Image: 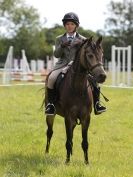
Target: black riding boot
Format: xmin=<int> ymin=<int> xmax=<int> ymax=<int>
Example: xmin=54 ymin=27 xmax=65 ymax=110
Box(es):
xmin=45 ymin=88 xmax=56 ymax=115
xmin=93 ymin=86 xmax=106 ymax=115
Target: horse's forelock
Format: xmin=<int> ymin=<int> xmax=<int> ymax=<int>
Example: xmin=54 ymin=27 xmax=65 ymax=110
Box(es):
xmin=86 ymin=39 xmax=102 ymax=52
xmin=81 ymin=38 xmax=95 ymax=51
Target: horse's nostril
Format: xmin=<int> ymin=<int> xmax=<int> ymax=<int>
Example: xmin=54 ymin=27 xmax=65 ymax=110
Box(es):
xmin=99 ymin=74 xmax=106 ymax=82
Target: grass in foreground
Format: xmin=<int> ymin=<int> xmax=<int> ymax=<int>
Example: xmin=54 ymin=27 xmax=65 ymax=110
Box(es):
xmin=0 ymin=85 xmax=133 ymax=177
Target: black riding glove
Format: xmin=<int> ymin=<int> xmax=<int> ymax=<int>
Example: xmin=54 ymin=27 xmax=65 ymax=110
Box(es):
xmin=72 ymin=39 xmax=82 ymax=47
xmin=61 ymin=41 xmax=71 ymax=48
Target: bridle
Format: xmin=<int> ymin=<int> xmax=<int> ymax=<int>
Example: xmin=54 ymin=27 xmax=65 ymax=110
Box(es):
xmin=83 ymin=42 xmax=104 ymax=73
xmin=72 ymin=38 xmax=103 ymax=75
xmin=89 ymin=62 xmax=103 ymax=72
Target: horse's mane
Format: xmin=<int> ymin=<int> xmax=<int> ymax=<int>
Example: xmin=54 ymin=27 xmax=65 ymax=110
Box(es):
xmin=72 ymin=37 xmax=94 ymax=64
xmin=71 ymin=38 xmax=90 ymax=72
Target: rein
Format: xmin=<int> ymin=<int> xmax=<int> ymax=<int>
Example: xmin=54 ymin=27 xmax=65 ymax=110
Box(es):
xmin=71 ymin=38 xmax=109 ymax=102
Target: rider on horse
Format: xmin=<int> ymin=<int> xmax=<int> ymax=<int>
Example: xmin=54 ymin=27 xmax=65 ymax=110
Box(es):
xmin=45 ymin=12 xmax=106 ymax=116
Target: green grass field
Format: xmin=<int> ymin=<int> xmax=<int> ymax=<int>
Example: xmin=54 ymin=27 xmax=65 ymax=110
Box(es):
xmin=0 ymin=85 xmax=133 ymax=177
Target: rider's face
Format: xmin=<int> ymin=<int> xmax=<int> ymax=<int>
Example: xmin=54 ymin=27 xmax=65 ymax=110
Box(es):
xmin=64 ymin=21 xmax=77 ymax=33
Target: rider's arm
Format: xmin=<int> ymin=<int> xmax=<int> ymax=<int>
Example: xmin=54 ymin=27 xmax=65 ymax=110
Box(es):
xmin=54 ymin=37 xmax=64 ymax=58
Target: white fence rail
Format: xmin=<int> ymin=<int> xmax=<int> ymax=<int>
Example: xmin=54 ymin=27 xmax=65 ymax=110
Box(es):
xmin=111 ymin=45 xmax=132 ymax=87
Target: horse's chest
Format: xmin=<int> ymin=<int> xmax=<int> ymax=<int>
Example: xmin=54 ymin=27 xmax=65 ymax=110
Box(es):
xmin=66 ymin=94 xmax=90 ymax=109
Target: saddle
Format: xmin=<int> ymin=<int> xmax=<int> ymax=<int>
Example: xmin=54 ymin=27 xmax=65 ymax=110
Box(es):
xmin=54 ymin=72 xmax=66 ymax=102
xmin=55 ymin=72 xmax=65 ymax=89
xmin=46 ymin=62 xmax=73 ymax=103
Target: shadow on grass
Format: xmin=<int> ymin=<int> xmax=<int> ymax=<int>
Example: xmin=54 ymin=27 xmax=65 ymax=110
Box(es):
xmin=0 ymin=152 xmax=61 ymax=176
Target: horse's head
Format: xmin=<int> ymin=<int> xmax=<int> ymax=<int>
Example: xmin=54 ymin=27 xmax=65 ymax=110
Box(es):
xmin=80 ymin=36 xmax=106 ymax=83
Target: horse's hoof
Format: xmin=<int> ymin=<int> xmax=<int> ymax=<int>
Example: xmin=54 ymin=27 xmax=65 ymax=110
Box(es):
xmin=45 ymin=149 xmax=49 ymax=154
xmin=65 ymin=159 xmax=70 ymax=165
xmin=84 ymin=160 xmax=89 ymax=165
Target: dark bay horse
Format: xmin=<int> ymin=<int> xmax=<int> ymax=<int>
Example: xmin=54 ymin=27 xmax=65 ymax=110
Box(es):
xmin=44 ymin=36 xmax=106 ymax=164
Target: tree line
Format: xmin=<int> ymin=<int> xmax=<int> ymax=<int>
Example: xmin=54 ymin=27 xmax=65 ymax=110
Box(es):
xmin=0 ymin=0 xmax=133 ymax=65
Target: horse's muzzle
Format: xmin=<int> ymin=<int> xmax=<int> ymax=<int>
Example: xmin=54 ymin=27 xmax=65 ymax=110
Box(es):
xmin=97 ymin=73 xmax=106 ymax=83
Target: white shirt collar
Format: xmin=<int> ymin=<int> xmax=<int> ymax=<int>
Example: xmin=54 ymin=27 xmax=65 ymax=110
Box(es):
xmin=66 ymin=32 xmax=76 ymax=39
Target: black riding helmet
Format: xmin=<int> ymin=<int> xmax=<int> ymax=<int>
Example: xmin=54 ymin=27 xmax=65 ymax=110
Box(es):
xmin=62 ymin=12 xmax=80 ymax=26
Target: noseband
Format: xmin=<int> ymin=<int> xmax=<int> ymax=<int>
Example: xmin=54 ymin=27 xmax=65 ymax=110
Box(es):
xmin=89 ymin=62 xmax=103 ymax=71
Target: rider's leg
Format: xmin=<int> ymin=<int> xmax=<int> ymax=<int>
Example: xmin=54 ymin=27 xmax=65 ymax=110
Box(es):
xmin=92 ymin=84 xmax=106 ymax=115
xmin=45 ymin=68 xmax=63 ymax=115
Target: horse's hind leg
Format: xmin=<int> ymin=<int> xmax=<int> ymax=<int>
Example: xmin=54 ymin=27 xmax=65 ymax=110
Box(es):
xmin=65 ymin=118 xmax=76 ymax=164
xmin=45 ymin=115 xmax=55 ymax=153
xmin=81 ymin=117 xmax=90 ymax=164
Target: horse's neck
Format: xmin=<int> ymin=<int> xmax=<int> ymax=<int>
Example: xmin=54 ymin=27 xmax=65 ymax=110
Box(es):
xmin=69 ymin=58 xmax=87 ymax=92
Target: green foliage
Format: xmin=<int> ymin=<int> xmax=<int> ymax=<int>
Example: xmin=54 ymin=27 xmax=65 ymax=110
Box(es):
xmin=0 ymin=0 xmax=51 ymax=61
xmin=0 ymin=37 xmax=13 ymax=63
xmin=105 ymin=0 xmax=133 ymax=46
xmin=78 ymin=27 xmax=97 ymax=38
xmin=0 ymin=0 xmax=21 ymax=14
xmin=0 ymin=85 xmax=133 ymax=176
xmin=102 ymin=36 xmax=116 ymax=61
xmin=12 ymin=28 xmax=52 ymax=60
xmin=1 ymin=0 xmax=133 ymax=64
xmin=0 ymin=0 xmax=40 ymax=38
xmin=12 ymin=6 xmax=40 ymax=31
xmin=103 ymin=0 xmax=133 ymax=61
xmin=44 ymin=25 xmax=65 ymax=45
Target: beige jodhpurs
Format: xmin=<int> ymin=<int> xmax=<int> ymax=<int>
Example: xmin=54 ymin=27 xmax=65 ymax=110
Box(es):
xmin=47 ymin=61 xmax=73 ymax=89
xmin=47 ymin=68 xmax=63 ymax=89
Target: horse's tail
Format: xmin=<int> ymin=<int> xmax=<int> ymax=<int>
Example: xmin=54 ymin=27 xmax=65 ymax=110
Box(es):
xmin=39 ymin=86 xmax=46 ymax=111
xmin=40 ymin=97 xmax=45 ymax=111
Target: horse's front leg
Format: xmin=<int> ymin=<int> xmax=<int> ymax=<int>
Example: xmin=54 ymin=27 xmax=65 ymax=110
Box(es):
xmin=45 ymin=115 xmax=55 ymax=153
xmin=65 ymin=117 xmax=76 ymax=164
xmin=81 ymin=116 xmax=90 ymax=164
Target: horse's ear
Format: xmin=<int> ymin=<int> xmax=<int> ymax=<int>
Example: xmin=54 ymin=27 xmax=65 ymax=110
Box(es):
xmin=82 ymin=37 xmax=93 ymax=48
xmin=83 ymin=39 xmax=88 ymax=44
xmin=96 ymin=36 xmax=102 ymax=46
xmin=87 ymin=36 xmax=93 ymax=44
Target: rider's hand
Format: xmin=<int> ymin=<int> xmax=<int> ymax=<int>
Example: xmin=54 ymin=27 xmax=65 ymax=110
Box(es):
xmin=72 ymin=39 xmax=82 ymax=47
xmin=61 ymin=41 xmax=71 ymax=48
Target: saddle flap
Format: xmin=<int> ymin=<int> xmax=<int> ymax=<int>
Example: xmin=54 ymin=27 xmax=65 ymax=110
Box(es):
xmin=54 ymin=72 xmax=65 ymax=91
